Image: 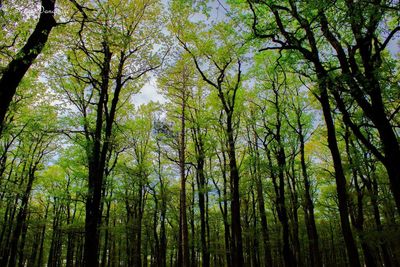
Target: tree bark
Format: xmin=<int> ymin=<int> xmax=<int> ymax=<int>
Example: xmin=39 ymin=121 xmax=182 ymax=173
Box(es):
xmin=83 ymin=41 xmax=112 ymax=267
xmin=226 ymin=114 xmax=244 ymax=267
xmin=178 ymin=86 xmax=189 ymax=267
xmin=192 ymin=122 xmax=210 ymax=267
xmin=8 ymin=168 xmax=37 ymax=267
xmin=298 ymin=119 xmax=321 ymax=267
xmin=316 ymin=75 xmax=361 ymax=267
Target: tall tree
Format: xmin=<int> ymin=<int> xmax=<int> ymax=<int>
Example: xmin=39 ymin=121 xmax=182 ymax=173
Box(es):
xmin=52 ymin=1 xmax=162 ymax=265
xmin=241 ymin=0 xmax=400 ymax=214
xmin=159 ymin=56 xmax=194 ymax=267
xmin=178 ymin=35 xmax=245 ymax=267
xmin=0 ymin=0 xmax=56 ymax=131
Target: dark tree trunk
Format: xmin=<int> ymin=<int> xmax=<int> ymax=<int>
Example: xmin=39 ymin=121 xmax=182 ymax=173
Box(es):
xmin=344 ymin=129 xmax=376 ymax=267
xmin=251 ymin=190 xmax=260 ymax=267
xmin=266 ymin=145 xmax=295 ymax=267
xmin=192 ymin=123 xmax=210 ymax=267
xmin=37 ymin=204 xmax=49 ymax=267
xmin=48 ymin=201 xmax=64 ymax=267
xmin=83 ymin=41 xmax=112 ymax=267
xmin=158 ymin=141 xmax=167 ymax=267
xmin=277 ymin=148 xmax=296 ymax=267
xmin=133 ymin=182 xmax=144 ymax=267
xmin=287 ymin=160 xmax=302 ymax=266
xmin=66 ymin=232 xmax=75 ymax=267
xmin=226 ymin=114 xmax=244 ymax=267
xmin=190 ymin=182 xmax=196 ymax=267
xmin=252 ymin=133 xmax=273 ymax=267
xmin=101 ymin=199 xmax=111 ymax=267
xmin=27 ymin=231 xmax=40 ymax=267
xmin=316 ymin=75 xmax=361 ymax=267
xmin=197 ymin=163 xmax=210 ymax=267
xmin=8 ymin=168 xmax=37 ymax=267
xmin=17 ymin=212 xmax=29 ymax=267
xmin=178 ymin=87 xmax=189 ymax=267
xmin=214 ymin=149 xmax=232 ymax=267
xmin=263 ymin=81 xmax=297 ymax=267
xmin=298 ymin=121 xmax=321 ymax=267
xmin=182 ymin=43 xmax=243 ymax=267
xmin=368 ymin=172 xmax=394 ymax=267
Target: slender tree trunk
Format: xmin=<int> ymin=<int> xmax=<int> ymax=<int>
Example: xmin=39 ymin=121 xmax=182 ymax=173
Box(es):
xmin=277 ymin=148 xmax=296 ymax=267
xmin=101 ymin=199 xmax=111 ymax=267
xmin=17 ymin=212 xmax=29 ymax=267
xmin=27 ymin=231 xmax=40 ymax=267
xmin=66 ymin=232 xmax=75 ymax=267
xmin=253 ymin=139 xmax=273 ymax=267
xmin=194 ymin=135 xmax=210 ymax=267
xmin=287 ymin=161 xmax=302 ymax=266
xmin=160 ymin=173 xmax=167 ymax=266
xmin=368 ymin=173 xmax=394 ymax=267
xmin=226 ymin=114 xmax=244 ymax=267
xmin=298 ymin=124 xmax=321 ymax=267
xmin=217 ymin=151 xmax=232 ymax=267
xmin=316 ymin=75 xmax=361 ymax=267
xmin=37 ymin=204 xmax=49 ymax=267
xmin=8 ymin=169 xmax=36 ymax=267
xmin=264 ymin=85 xmax=297 ymax=267
xmin=83 ymin=41 xmax=112 ymax=267
xmin=48 ymin=201 xmax=64 ymax=267
xmin=190 ymin=181 xmax=196 ymax=267
xmin=205 ymin=186 xmax=211 ymax=267
xmin=344 ymin=129 xmax=376 ymax=267
xmin=178 ymin=88 xmax=189 ymax=267
xmin=251 ymin=190 xmax=260 ymax=267
xmin=154 ymin=141 xmax=167 ymax=267
xmin=133 ymin=180 xmax=144 ymax=267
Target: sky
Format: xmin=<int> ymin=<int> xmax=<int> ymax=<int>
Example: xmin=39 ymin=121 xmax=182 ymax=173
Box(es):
xmin=131 ymin=0 xmax=229 ymax=107
xmin=133 ymin=0 xmax=399 ymax=107
xmin=132 ymin=76 xmax=165 ymax=106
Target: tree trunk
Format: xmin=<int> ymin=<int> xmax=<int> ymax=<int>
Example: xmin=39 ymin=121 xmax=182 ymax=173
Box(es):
xmin=37 ymin=204 xmax=49 ymax=267
xmin=253 ymin=139 xmax=273 ymax=267
xmin=193 ymin=129 xmax=210 ymax=267
xmin=226 ymin=114 xmax=244 ymax=267
xmin=316 ymin=75 xmax=361 ymax=267
xmin=8 ymin=169 xmax=36 ymax=267
xmin=83 ymin=41 xmax=112 ymax=267
xmin=178 ymin=88 xmax=189 ymax=267
xmin=190 ymin=181 xmax=196 ymax=267
xmin=298 ymin=122 xmax=321 ymax=267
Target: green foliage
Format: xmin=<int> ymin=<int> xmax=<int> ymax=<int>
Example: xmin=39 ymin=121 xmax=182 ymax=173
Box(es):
xmin=0 ymin=1 xmax=399 ymax=266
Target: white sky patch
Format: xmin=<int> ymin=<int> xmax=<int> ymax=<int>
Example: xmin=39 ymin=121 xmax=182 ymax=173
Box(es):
xmin=133 ymin=76 xmax=165 ymax=106
xmin=388 ymin=37 xmax=400 ymax=58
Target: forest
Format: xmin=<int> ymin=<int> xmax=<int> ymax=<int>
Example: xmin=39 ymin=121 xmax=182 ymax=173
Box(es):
xmin=0 ymin=0 xmax=399 ymax=266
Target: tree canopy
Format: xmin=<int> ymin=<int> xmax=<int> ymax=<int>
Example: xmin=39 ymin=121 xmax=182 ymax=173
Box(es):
xmin=0 ymin=0 xmax=399 ymax=266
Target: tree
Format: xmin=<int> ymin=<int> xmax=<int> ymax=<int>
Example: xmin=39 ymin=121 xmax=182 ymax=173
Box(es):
xmin=159 ymin=55 xmax=194 ymax=267
xmin=177 ymin=29 xmax=246 ymax=267
xmin=0 ymin=1 xmax=399 ymax=266
xmin=241 ymin=0 xmax=400 ymax=215
xmin=230 ymin=1 xmax=400 ymax=265
xmin=52 ymin=1 xmax=162 ymax=265
xmin=0 ymin=0 xmax=56 ymax=132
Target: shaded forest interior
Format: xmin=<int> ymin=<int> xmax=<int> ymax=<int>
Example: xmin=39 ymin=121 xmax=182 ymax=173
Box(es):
xmin=0 ymin=0 xmax=400 ymax=266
